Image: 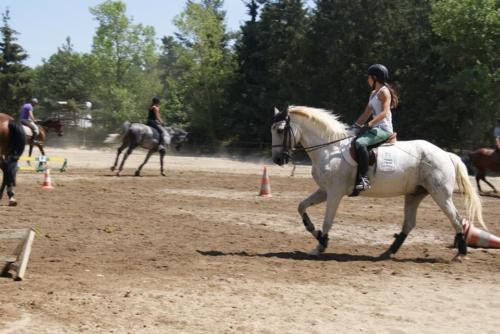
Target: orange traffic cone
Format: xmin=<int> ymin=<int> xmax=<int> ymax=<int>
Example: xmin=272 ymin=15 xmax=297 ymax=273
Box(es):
xmin=258 ymin=166 xmax=271 ymax=197
xmin=41 ymin=164 xmax=54 ymax=189
xmin=462 ymin=219 xmax=500 ymax=248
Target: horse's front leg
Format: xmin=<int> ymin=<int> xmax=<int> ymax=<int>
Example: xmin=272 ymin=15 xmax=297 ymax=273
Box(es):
xmin=6 ymin=185 xmax=16 ymax=206
xmin=37 ymin=144 xmax=45 ymax=156
xmin=159 ymin=149 xmax=166 ymax=176
xmin=309 ymin=193 xmax=343 ymax=256
xmin=135 ymin=150 xmax=154 ymax=176
xmin=298 ymin=188 xmax=327 ymax=239
xmin=0 ymin=175 xmax=5 ymax=201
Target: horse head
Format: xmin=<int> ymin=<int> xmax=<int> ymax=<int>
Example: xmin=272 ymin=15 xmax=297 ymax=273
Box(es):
xmin=40 ymin=118 xmax=64 ymax=136
xmin=169 ymin=127 xmax=189 ymax=151
xmin=271 ymin=106 xmax=295 ymax=166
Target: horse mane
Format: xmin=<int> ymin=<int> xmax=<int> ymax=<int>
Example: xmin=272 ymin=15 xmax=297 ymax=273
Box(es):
xmin=288 ymin=106 xmax=348 ymax=141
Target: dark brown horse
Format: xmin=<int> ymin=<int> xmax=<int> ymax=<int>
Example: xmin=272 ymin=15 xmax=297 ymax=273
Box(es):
xmin=22 ymin=118 xmax=64 ymax=156
xmin=463 ymin=148 xmax=500 ymax=193
xmin=0 ymin=113 xmax=26 ymax=206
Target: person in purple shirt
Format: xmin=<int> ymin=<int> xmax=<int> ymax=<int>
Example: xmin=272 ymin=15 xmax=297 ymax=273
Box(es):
xmin=20 ymin=98 xmax=40 ymax=144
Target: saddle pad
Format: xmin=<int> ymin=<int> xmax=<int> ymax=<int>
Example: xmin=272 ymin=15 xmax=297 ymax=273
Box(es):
xmin=22 ymin=126 xmax=33 ymax=137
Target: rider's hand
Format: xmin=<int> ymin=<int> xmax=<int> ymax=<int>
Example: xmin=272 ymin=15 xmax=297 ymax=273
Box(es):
xmin=351 ymin=123 xmax=371 ymax=136
xmin=351 ymin=123 xmax=362 ymax=135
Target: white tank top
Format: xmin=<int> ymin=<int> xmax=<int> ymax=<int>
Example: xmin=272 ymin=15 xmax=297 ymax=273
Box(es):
xmin=368 ymin=86 xmax=393 ymax=133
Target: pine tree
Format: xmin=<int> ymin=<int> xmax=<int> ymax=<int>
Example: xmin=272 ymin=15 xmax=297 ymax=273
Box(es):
xmin=0 ymin=10 xmax=32 ymax=115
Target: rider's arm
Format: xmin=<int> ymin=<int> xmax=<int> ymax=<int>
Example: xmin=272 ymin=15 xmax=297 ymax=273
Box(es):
xmin=153 ymin=106 xmax=163 ymax=124
xmin=28 ymin=109 xmax=36 ymax=122
xmin=355 ymin=104 xmax=372 ymax=126
xmin=368 ymin=88 xmax=391 ymax=128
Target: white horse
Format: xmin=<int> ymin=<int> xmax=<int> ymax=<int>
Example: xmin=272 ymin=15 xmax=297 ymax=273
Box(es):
xmin=271 ymin=106 xmax=485 ymax=260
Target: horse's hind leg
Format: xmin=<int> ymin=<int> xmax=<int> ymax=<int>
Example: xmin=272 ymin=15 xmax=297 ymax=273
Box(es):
xmin=482 ymin=176 xmax=498 ymax=193
xmin=429 ymin=189 xmax=467 ymax=258
xmin=475 ymin=171 xmax=485 ymax=192
xmin=381 ymin=190 xmax=428 ymax=259
xmin=117 ymin=145 xmax=136 ymax=176
xmin=298 ymin=189 xmax=327 ymax=241
xmin=111 ymin=142 xmax=127 ymax=172
xmin=135 ymin=150 xmax=154 ymax=176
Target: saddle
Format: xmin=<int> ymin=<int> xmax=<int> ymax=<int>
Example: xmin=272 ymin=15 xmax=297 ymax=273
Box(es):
xmin=348 ymin=132 xmax=398 ymax=165
xmin=145 ymin=124 xmax=170 ymax=146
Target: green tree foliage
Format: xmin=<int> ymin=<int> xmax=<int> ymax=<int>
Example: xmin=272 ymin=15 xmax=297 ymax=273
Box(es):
xmin=0 ymin=10 xmax=32 ymax=115
xmin=430 ymin=0 xmax=499 ymax=148
xmin=2 ymin=1 xmax=497 ymax=151
xmin=163 ymin=0 xmax=235 ymax=145
xmin=305 ymin=1 xmax=439 ymax=141
xmin=229 ymin=0 xmax=309 ymax=145
xmin=33 ymin=37 xmax=95 ymax=105
xmin=90 ymin=0 xmax=160 ymax=127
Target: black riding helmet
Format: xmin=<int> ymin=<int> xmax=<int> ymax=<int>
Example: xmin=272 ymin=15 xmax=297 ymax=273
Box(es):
xmin=367 ymin=64 xmax=389 ymax=83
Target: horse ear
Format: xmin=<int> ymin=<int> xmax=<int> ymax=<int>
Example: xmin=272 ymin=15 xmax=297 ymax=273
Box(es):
xmin=274 ymin=107 xmax=280 ymax=116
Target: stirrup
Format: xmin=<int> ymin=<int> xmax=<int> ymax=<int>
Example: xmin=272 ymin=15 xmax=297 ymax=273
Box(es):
xmin=355 ymin=177 xmax=371 ymax=191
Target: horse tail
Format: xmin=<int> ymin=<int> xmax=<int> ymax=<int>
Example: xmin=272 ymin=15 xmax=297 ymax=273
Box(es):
xmin=448 ymin=153 xmax=486 ymax=230
xmin=103 ymin=121 xmax=132 ymax=144
xmin=8 ymin=120 xmax=26 ymax=158
xmin=122 ymin=121 xmax=131 ymax=133
xmin=5 ymin=121 xmax=26 ymax=186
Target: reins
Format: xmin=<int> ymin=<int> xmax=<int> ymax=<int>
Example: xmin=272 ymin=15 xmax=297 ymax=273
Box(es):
xmin=272 ymin=116 xmax=353 ymax=155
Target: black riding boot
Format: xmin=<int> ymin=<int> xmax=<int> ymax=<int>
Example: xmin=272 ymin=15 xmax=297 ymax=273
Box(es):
xmin=355 ymin=145 xmax=370 ymax=191
xmin=32 ymin=132 xmax=40 ymax=145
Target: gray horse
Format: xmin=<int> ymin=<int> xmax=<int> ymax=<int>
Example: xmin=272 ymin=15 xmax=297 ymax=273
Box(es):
xmin=109 ymin=122 xmax=188 ymax=176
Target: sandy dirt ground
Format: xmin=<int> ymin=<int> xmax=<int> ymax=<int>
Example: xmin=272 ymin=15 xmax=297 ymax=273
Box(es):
xmin=1 ymin=147 xmax=499 ymax=334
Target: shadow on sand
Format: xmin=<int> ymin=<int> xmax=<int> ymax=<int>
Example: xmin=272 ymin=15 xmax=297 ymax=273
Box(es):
xmin=196 ymin=250 xmax=447 ymax=264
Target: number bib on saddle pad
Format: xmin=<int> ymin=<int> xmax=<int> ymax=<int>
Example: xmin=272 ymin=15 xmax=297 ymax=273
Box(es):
xmin=378 ymin=149 xmax=398 ymax=172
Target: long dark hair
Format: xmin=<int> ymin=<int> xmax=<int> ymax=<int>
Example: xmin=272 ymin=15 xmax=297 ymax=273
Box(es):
xmin=385 ymin=83 xmax=399 ymax=109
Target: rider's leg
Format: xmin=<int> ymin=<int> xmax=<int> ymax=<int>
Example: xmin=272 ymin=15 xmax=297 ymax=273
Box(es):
xmin=355 ymin=144 xmax=370 ymax=190
xmin=354 ymin=135 xmax=370 ymax=191
xmin=30 ymin=121 xmax=40 ymax=144
xmin=354 ymin=128 xmax=391 ymax=191
xmin=149 ymin=121 xmax=166 ymax=150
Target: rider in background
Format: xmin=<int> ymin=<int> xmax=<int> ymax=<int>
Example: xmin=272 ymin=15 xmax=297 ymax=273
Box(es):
xmin=352 ymin=64 xmax=399 ymax=192
xmin=147 ymin=97 xmax=168 ymax=151
xmin=20 ymin=98 xmax=40 ymax=144
xmin=494 ymin=118 xmax=500 ymax=151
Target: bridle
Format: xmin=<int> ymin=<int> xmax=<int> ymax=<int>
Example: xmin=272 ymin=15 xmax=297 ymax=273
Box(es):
xmin=272 ymin=115 xmax=353 ymax=161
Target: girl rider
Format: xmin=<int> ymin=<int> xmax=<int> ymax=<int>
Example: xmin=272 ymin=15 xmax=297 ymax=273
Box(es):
xmin=353 ymin=64 xmax=399 ymax=192
xmin=147 ymin=97 xmax=168 ymax=151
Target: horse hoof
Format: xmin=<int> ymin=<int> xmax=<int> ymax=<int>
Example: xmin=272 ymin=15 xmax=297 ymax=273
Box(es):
xmin=451 ymin=254 xmax=467 ymax=263
xmin=116 ymin=172 xmax=121 ymax=177
xmin=8 ymin=200 xmax=17 ymax=207
xmin=308 ymin=246 xmax=322 ymax=257
xmin=134 ymin=171 xmax=141 ymax=177
xmin=161 ymin=172 xmax=166 ymax=176
xmin=110 ymin=166 xmax=115 ymax=171
xmin=378 ymin=250 xmax=393 ymax=260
